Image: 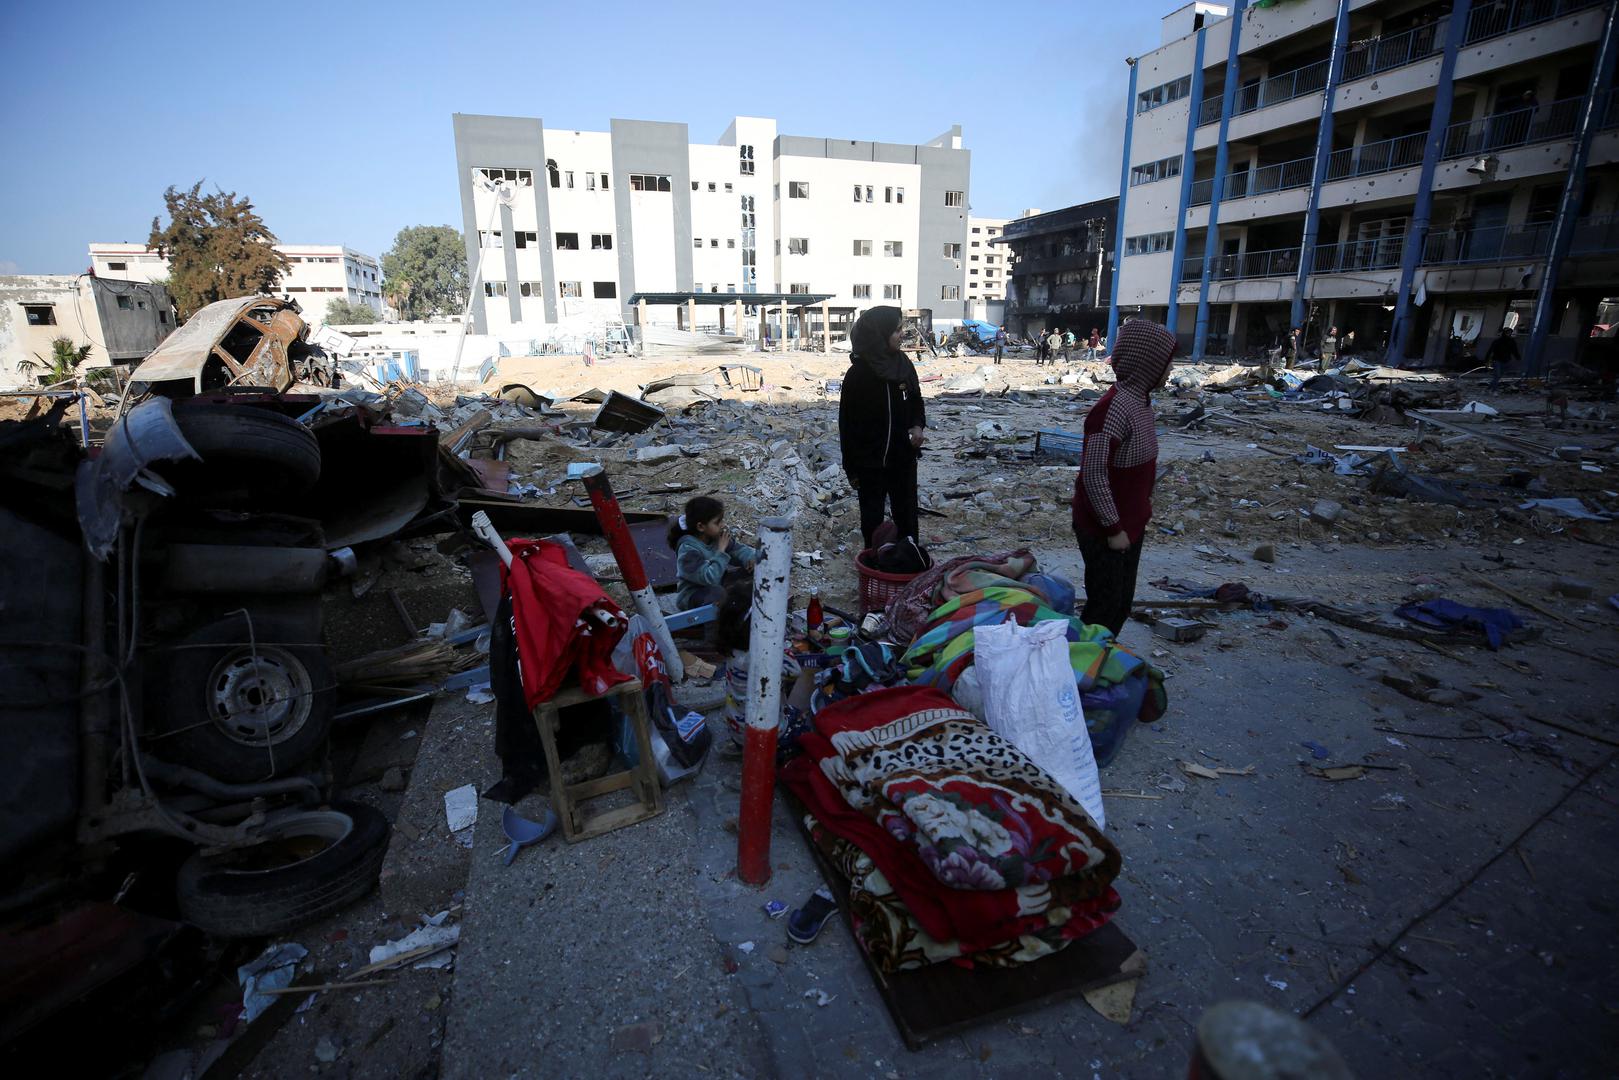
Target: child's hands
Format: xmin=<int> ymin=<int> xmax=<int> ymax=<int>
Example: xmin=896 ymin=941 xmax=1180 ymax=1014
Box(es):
xmin=717 ymin=529 xmax=732 ymax=553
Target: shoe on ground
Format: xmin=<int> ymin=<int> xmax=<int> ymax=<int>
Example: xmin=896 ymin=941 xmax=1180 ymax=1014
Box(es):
xmin=787 ymin=887 xmax=838 ymax=944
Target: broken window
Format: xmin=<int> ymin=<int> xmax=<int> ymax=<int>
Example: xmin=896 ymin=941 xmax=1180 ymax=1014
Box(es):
xmin=600 ymin=173 xmax=610 ymax=190
xmin=853 ymin=284 xmax=871 ymax=299
xmin=556 ymin=232 xmax=580 ymax=250
xmin=853 ymin=239 xmax=872 ymax=256
xmin=789 ymin=181 xmax=809 ymax=199
xmin=1123 ymin=231 xmax=1174 ymax=256
xmin=725 ymin=182 xmax=733 ymax=193
xmin=692 ymin=181 xmax=700 ymax=191
xmin=1129 ymin=155 xmax=1182 ymax=186
xmin=970 ymin=254 xmax=979 ymax=261
xmin=896 ymin=187 xmax=904 ymax=203
xmin=788 ymin=237 xmax=809 ymax=255
xmin=629 ymin=173 xmax=671 ymax=192
xmin=695 ymin=238 xmax=705 ymax=249
xmin=591 ymin=233 xmax=613 ymax=250
xmin=710 ymin=239 xmax=719 ymax=248
xmin=865 ymin=185 xmax=874 ymax=203
xmin=883 ymin=284 xmax=903 ymax=300
xmin=519 ymin=281 xmax=544 ymax=297
xmin=559 ymin=281 xmax=582 ymax=298
xmin=593 ymin=281 xmax=616 ymax=299
xmin=740 ymin=144 xmax=755 ymax=175
xmin=708 ymin=182 xmax=717 ymax=192
xmin=727 ymin=238 xmax=736 ymax=248
xmin=514 ymin=231 xmax=538 ymax=248
xmin=941 ymin=285 xmax=960 ymax=300
xmin=565 ymin=171 xmax=574 ymax=188
xmin=883 ymin=240 xmax=903 ymax=257
xmin=218 ymin=319 xmax=265 ymax=364
xmin=107 ymin=261 xmax=127 ymax=271
xmin=479 ymin=167 xmax=534 ymax=185
xmin=943 ymin=243 xmax=961 ymax=259
xmin=885 ymin=187 xmax=894 ymax=203
xmin=789 ymin=282 xmax=811 ymax=294
xmin=945 ymin=191 xmax=965 ymax=207
xmin=853 ymin=185 xmax=863 ymax=202
xmin=479 ymin=230 xmax=503 ymax=249
xmin=116 ymin=294 xmax=133 ymax=310
xmin=547 ymin=160 xmax=560 ymax=188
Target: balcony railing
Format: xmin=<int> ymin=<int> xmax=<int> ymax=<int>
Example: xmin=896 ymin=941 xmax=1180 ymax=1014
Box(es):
xmin=1439 ymin=91 xmax=1615 ymax=159
xmin=1463 ymin=0 xmax=1605 ymax=46
xmin=1180 ymin=244 xmax=1302 ymax=283
xmin=1325 ymin=131 xmax=1427 ymax=181
xmin=1194 ymin=0 xmax=1603 ymax=128
xmin=1312 ymin=235 xmax=1407 ymax=274
xmin=1188 ymin=153 xmax=1316 ymax=206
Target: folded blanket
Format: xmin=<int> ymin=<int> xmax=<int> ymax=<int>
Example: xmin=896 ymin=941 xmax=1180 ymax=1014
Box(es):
xmin=805 ymin=813 xmax=1116 ymax=973
xmin=782 ymin=686 xmax=1121 ymax=952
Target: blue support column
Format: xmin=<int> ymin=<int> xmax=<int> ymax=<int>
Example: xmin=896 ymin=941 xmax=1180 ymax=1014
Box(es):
xmin=1526 ymin=1 xmax=1619 ymax=378
xmin=1193 ymin=0 xmax=1249 ymax=360
xmin=1386 ymin=0 xmax=1473 ymax=366
xmin=1166 ymin=28 xmax=1209 ymax=342
xmin=1106 ymin=59 xmax=1141 ymax=348
xmin=1289 ymin=0 xmax=1353 ymax=334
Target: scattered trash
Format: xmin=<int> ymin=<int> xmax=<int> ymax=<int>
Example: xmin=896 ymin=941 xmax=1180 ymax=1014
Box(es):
xmin=1299 ymin=740 xmax=1330 ymax=760
xmin=499 ymin=805 xmax=557 ymax=865
xmin=238 ymin=942 xmax=307 ymax=1023
xmin=464 ymin=682 xmax=495 ymax=705
xmin=444 ymin=784 xmax=478 ymax=847
xmin=762 ymin=900 xmax=787 ymax=920
xmin=1152 ymin=618 xmax=1212 ymax=643
xmin=367 ymin=922 xmax=460 ymax=971
xmin=314 ymin=1036 xmax=340 ymax=1064
xmin=1517 ymin=498 xmax=1612 ymax=521
xmin=1305 ymin=764 xmax=1366 ymax=781
xmin=803 ymin=989 xmax=836 ymax=1007
xmin=737 ymin=941 xmax=755 ymax=954
xmin=1263 ymin=975 xmax=1289 ymax=992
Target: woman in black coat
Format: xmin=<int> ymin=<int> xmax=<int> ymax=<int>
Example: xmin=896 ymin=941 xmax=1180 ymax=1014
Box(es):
xmin=838 ymin=306 xmax=926 ymax=548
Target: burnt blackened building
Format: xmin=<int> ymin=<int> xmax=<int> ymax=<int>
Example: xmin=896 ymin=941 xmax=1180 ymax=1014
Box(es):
xmin=997 ymin=197 xmax=1119 ymax=339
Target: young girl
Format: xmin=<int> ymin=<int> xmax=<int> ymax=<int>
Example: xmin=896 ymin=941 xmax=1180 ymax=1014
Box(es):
xmin=668 ymin=496 xmax=756 ymax=611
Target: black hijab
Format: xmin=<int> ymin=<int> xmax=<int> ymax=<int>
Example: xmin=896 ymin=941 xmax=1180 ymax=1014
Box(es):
xmin=849 ymin=305 xmax=911 ymax=383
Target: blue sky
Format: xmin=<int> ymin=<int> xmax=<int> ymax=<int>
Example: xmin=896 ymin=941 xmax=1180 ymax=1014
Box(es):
xmin=0 ymin=0 xmax=1163 ymax=274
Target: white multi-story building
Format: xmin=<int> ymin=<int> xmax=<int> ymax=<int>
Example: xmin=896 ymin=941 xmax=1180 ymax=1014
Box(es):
xmin=452 ymin=114 xmax=974 ymax=338
xmin=966 ymin=216 xmax=1010 ymax=305
xmin=1112 ymin=0 xmax=1618 ymax=369
xmin=88 ymin=242 xmax=384 ymax=326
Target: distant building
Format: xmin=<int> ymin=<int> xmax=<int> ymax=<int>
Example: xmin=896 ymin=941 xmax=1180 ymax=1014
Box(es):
xmin=965 ymin=215 xmax=1010 ymax=322
xmin=1114 ymin=0 xmax=1619 ymax=366
xmin=451 ymin=113 xmax=974 ymax=338
xmin=997 ymin=198 xmax=1119 ymax=340
xmin=88 ymin=243 xmax=384 ymax=326
xmin=0 ymin=275 xmax=174 ymax=387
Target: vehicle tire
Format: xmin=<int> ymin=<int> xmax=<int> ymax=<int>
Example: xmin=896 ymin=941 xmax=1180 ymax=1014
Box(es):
xmin=147 ymin=614 xmax=334 ymax=783
xmin=167 ymin=404 xmax=321 ymax=504
xmin=175 ymin=801 xmax=390 ymax=937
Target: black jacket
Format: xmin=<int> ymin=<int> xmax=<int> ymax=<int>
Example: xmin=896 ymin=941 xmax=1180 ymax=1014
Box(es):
xmin=839 ymin=358 xmax=925 ymax=475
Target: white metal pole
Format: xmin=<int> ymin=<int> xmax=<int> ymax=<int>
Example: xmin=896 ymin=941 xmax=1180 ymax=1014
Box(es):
xmin=737 ymin=515 xmax=792 ymax=885
xmin=449 ymin=184 xmax=511 ymax=387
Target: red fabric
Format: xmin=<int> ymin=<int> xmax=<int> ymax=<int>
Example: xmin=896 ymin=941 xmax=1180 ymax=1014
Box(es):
xmin=501 ymin=538 xmax=631 ymax=705
xmin=1071 ymin=387 xmax=1158 ymax=542
xmin=781 ymin=686 xmax=1119 ymax=952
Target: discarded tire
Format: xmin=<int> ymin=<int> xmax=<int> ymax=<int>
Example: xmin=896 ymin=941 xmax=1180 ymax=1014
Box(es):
xmin=167 ymin=404 xmax=321 ymax=504
xmin=147 ymin=614 xmax=334 ymax=783
xmin=175 ymin=802 xmax=390 ymax=937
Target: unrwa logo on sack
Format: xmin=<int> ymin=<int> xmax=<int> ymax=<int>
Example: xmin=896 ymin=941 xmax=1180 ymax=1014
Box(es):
xmin=1056 ymin=686 xmax=1082 ymax=724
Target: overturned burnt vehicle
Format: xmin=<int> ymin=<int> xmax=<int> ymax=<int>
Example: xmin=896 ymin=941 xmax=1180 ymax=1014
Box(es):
xmin=0 ymin=361 xmax=471 ymax=1043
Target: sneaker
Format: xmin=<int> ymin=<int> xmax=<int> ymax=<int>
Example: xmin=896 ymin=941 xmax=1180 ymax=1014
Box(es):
xmin=787 ymin=887 xmax=838 ymax=944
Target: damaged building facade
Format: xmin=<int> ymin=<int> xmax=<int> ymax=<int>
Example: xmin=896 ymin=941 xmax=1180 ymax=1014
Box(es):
xmin=1113 ymin=0 xmax=1619 ymax=367
xmin=451 ymin=114 xmax=974 ymax=338
xmin=0 ymin=275 xmax=174 ymax=387
xmin=997 ymin=198 xmax=1119 ymax=340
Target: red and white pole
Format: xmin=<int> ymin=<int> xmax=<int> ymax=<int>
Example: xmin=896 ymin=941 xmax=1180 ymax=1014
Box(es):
xmin=579 ymin=464 xmax=684 ymax=683
xmin=737 ymin=515 xmax=793 ymax=886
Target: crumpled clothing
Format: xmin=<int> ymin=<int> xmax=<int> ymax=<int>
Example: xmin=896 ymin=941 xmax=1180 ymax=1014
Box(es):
xmin=502 ymin=538 xmax=631 ymax=705
xmin=882 ymin=549 xmax=1041 ymax=644
xmin=1394 ymin=598 xmax=1525 ymax=650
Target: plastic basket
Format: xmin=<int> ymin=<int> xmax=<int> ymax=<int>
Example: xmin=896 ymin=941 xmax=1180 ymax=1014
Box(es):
xmin=856 ymin=548 xmax=925 ymax=617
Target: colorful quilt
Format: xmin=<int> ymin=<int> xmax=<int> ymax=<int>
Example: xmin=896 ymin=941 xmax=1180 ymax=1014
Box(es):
xmin=781 ymin=686 xmax=1120 ymax=954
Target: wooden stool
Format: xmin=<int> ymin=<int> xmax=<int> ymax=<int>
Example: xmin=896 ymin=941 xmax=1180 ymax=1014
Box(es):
xmin=532 ymin=680 xmax=664 ymax=843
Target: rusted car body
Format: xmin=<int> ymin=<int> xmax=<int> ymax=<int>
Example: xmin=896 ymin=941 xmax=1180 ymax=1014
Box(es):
xmin=126 ymin=296 xmax=329 ymax=399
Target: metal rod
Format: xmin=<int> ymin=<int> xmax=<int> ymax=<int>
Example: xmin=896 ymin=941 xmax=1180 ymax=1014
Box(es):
xmin=737 ymin=516 xmax=792 ymax=886
xmin=579 ymin=465 xmax=684 ymax=682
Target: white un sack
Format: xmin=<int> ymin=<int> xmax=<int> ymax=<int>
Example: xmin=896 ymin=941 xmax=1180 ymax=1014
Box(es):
xmin=974 ymin=619 xmax=1105 ymax=830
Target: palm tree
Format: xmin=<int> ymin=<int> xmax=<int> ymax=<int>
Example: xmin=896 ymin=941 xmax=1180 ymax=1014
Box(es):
xmin=26 ymin=336 xmax=94 ymax=385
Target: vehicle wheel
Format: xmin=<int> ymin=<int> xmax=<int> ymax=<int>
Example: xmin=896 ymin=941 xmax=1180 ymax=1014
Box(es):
xmin=147 ymin=615 xmax=334 ymax=783
xmin=175 ymin=801 xmax=390 ymax=937
xmin=167 ymin=404 xmax=321 ymax=504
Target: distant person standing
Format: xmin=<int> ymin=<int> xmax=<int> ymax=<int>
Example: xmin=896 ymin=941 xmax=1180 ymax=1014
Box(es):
xmin=1064 ymin=328 xmax=1077 ymax=360
xmin=1487 ymin=325 xmax=1521 ymax=391
xmin=993 ymin=326 xmax=1006 ymax=364
xmin=1088 ymin=327 xmax=1101 ymax=358
xmin=1320 ymin=326 xmax=1338 ymax=373
xmin=1037 ymin=329 xmax=1050 ymax=365
xmin=1287 ymin=326 xmax=1303 ymax=367
xmin=839 ymin=305 xmax=926 ymax=547
xmin=1343 ymin=329 xmax=1356 ymax=355
xmin=1046 ymin=329 xmax=1063 ymax=366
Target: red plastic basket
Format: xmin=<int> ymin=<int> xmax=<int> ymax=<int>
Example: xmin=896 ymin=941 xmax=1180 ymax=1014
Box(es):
xmin=856 ymin=548 xmax=925 ymax=617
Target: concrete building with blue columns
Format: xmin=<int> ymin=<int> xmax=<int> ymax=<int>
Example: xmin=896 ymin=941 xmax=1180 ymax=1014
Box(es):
xmin=1113 ymin=0 xmax=1619 ymax=373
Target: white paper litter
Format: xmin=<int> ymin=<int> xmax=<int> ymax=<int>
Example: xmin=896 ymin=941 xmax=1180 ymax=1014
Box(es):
xmin=464 ymin=683 xmax=495 ymax=705
xmin=803 ymin=989 xmax=836 ymax=1006
xmin=238 ymin=942 xmax=307 ymax=1022
xmin=1518 ymin=498 xmax=1612 ymax=521
xmin=444 ymin=783 xmax=478 ymax=845
xmin=367 ymin=923 xmax=461 ymax=971
xmin=737 ymin=941 xmax=755 ymax=954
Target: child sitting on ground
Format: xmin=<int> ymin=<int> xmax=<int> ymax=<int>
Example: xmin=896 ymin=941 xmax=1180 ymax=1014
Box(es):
xmin=668 ymin=496 xmax=756 ymax=611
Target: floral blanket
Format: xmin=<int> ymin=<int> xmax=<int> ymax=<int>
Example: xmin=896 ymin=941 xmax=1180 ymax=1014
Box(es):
xmin=900 ymin=586 xmax=1168 ymax=765
xmin=804 ymin=813 xmax=1115 ymax=973
xmin=781 ymin=686 xmax=1120 ymax=954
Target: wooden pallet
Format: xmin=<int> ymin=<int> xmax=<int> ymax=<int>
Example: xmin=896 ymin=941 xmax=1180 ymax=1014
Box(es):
xmin=534 ymin=681 xmax=663 ymax=842
xmin=791 ymin=801 xmax=1141 ymax=1049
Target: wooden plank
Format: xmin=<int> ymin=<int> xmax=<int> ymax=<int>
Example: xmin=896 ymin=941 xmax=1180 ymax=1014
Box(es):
xmin=792 ymin=802 xmax=1140 ymax=1050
